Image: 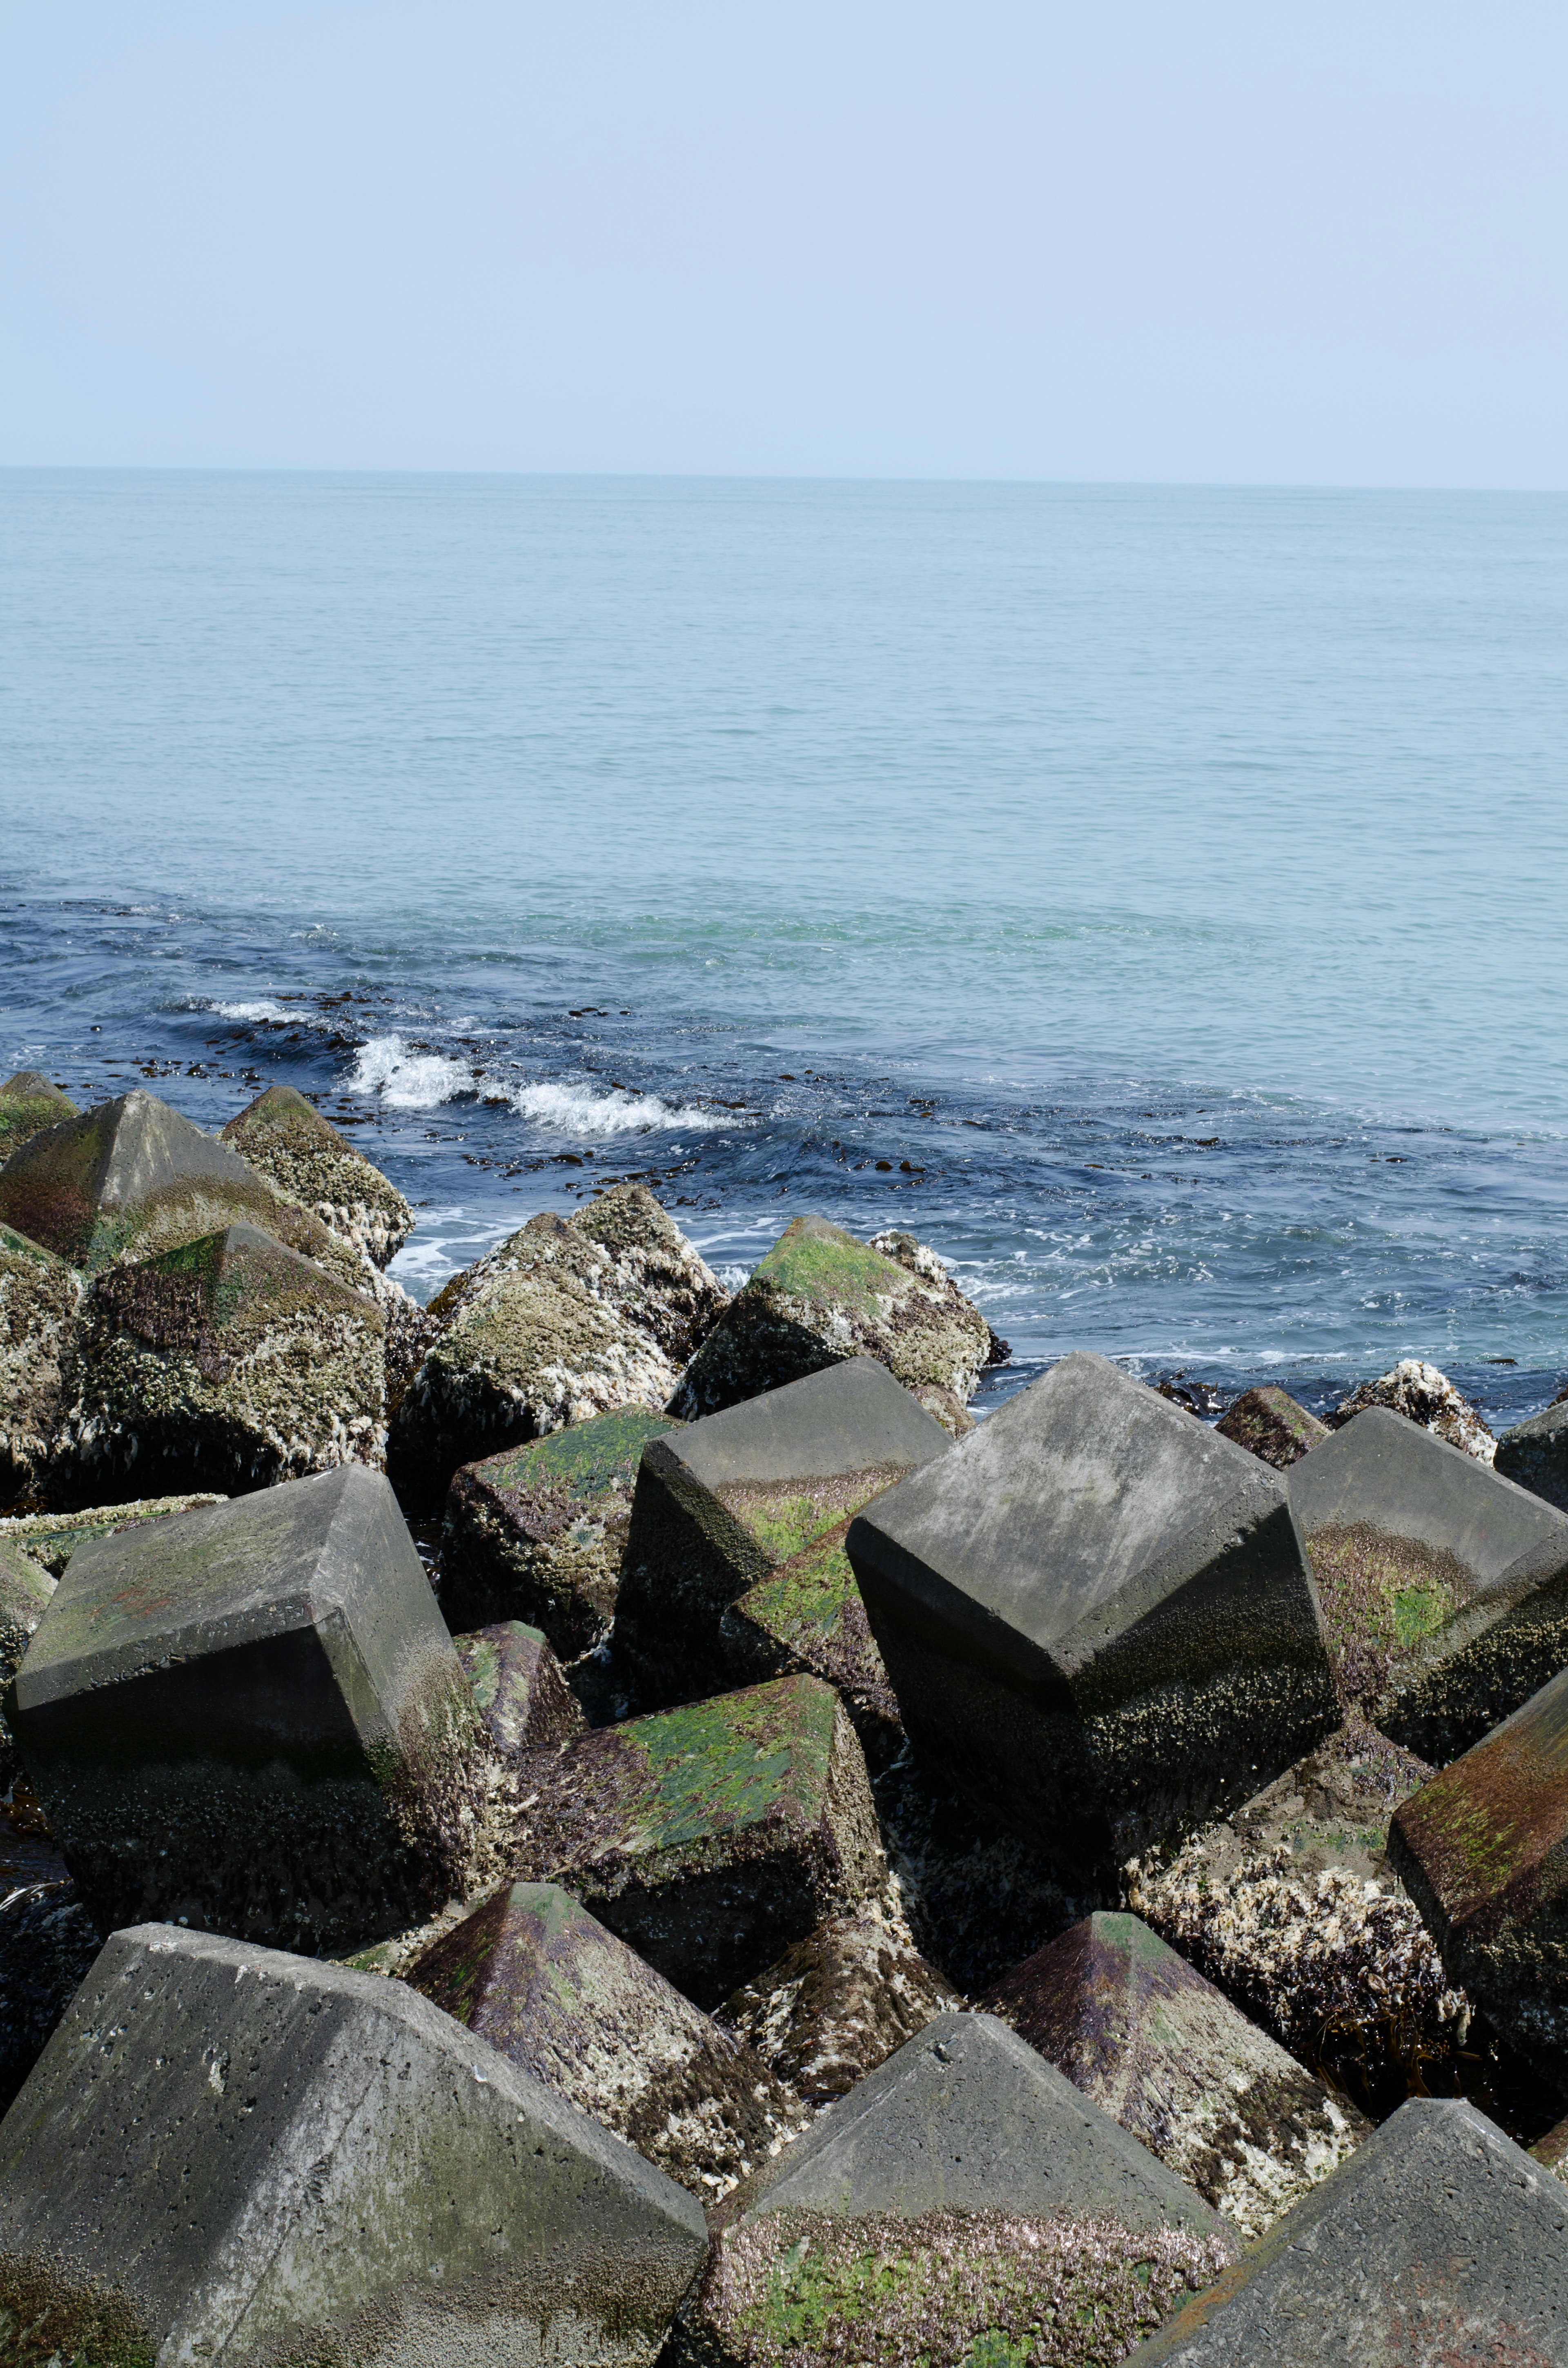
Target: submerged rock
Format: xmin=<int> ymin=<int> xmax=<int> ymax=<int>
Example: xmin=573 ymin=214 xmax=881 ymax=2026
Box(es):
xmin=671 ymin=1214 xmax=991 ymax=1422
xmin=1331 ymin=1356 xmax=1495 ymax=1463
xmin=0 ymin=1071 xmax=78 ymax=1164
xmin=408 ymin=1880 xmax=809 ymax=2198
xmin=221 ymin=1079 xmax=414 ymax=1266
xmin=71 ymin=1220 xmax=387 ymax=1496
xmin=717 ymin=1911 xmax=962 ymax=2106
xmin=0 ymin=1223 xmax=82 ymax=1497
xmin=1215 ymin=1384 xmax=1328 ymax=1469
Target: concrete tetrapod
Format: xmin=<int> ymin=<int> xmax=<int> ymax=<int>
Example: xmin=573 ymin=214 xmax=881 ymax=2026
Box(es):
xmin=846 ymin=1352 xmax=1337 ymax=1874
xmin=1289 ymin=1403 xmax=1568 ymax=1760
xmin=717 ymin=1911 xmax=962 ymax=2105
xmin=1138 ymin=2096 xmax=1568 ymax=2364
xmin=0 ymin=1922 xmax=709 ymax=2368
xmin=1214 ymin=1384 xmax=1328 ymax=1471
xmin=452 ymin=1619 xmax=585 ymax=1760
xmin=616 ymin=1356 xmax=950 ymax=1717
xmin=0 ymin=1070 xmax=78 ymax=1164
xmin=7 ymin=1466 xmax=488 ymax=1953
xmin=222 ymin=1079 xmax=415 ymax=1267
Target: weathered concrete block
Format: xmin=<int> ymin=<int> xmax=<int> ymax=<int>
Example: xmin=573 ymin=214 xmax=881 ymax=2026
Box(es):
xmin=516 ymin=1672 xmax=882 ymax=2008
xmin=720 ymin=1517 xmax=905 ymax=1770
xmin=453 ymin=1619 xmax=584 ymax=1759
xmin=0 ymin=1489 xmax=224 ymax=1576
xmin=73 ymin=1219 xmax=387 ymax=1496
xmin=1138 ymin=2096 xmax=1568 ymax=2364
xmin=0 ymin=1070 xmax=77 ymax=1165
xmin=980 ymin=1911 xmax=1365 ymax=2236
xmin=408 ymin=1880 xmax=809 ymax=2198
xmin=1215 ymin=1384 xmax=1328 ymax=1469
xmin=1390 ymin=1662 xmax=1568 ymax=2081
xmin=1290 ymin=1403 xmax=1568 ymax=1761
xmin=617 ymin=1356 xmax=949 ymax=1714
xmin=569 ymin=1181 xmax=731 ymax=1363
xmin=717 ymin=1911 xmax=961 ymax=2105
xmin=0 ymin=1922 xmax=708 ymax=2368
xmin=0 ymin=1223 xmax=82 ymax=1496
xmin=0 ymin=1084 xmax=370 ymax=1289
xmin=223 ymin=1079 xmax=414 ymax=1265
xmin=0 ymin=1539 xmax=53 ymax=1784
xmin=672 ymin=1212 xmax=991 ymax=1422
xmin=442 ymin=1407 xmax=681 ymax=1660
xmin=9 ymin=1466 xmax=488 ymax=1953
xmin=1497 ymin=1395 xmax=1568 ymax=1515
xmin=1332 ymin=1356 xmax=1496 ymax=1462
xmin=847 ymin=1351 xmax=1337 ymax=1874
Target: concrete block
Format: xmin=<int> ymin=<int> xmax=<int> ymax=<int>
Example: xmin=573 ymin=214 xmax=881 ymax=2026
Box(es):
xmin=0 ymin=1539 xmax=53 ymax=1784
xmin=0 ymin=1922 xmax=708 ymax=2368
xmin=1497 ymin=1394 xmax=1568 ymax=1515
xmin=517 ymin=1671 xmax=882 ymax=2009
xmin=223 ymin=1079 xmax=414 ymax=1266
xmin=981 ymin=1911 xmax=1365 ymax=2236
xmin=8 ymin=1466 xmax=487 ymax=1953
xmin=1390 ymin=1661 xmax=1568 ymax=2081
xmin=847 ymin=1351 xmax=1337 ymax=1873
xmin=568 ymin=1181 xmax=731 ymax=1364
xmin=617 ymin=1356 xmax=949 ymax=1712
xmin=453 ymin=1619 xmax=584 ymax=1759
xmin=0 ymin=1223 xmax=82 ymax=1497
xmin=1290 ymin=1404 xmax=1568 ymax=1760
xmin=409 ymin=1880 xmax=808 ymax=2197
xmin=0 ymin=1877 xmax=100 ymax=2118
xmin=441 ymin=1407 xmax=681 ymax=1660
xmin=0 ymin=1489 xmax=225 ymax=1578
xmin=720 ymin=1515 xmax=904 ymax=1770
xmin=1138 ymin=2097 xmax=1568 ymax=2364
xmin=0 ymin=1070 xmax=77 ymax=1164
xmin=717 ymin=1911 xmax=961 ymax=2105
xmin=1214 ymin=1384 xmax=1328 ymax=1469
xmin=671 ymin=1212 xmax=991 ymax=1422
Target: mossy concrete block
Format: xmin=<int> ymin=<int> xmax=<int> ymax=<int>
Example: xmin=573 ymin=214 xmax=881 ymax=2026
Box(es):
xmin=0 ymin=1223 xmax=82 ymax=1497
xmin=717 ymin=1912 xmax=962 ymax=2107
xmin=8 ymin=1466 xmax=488 ymax=1954
xmin=390 ymin=1210 xmax=684 ymax=1512
xmin=0 ymin=1491 xmax=224 ymax=1578
xmin=0 ymin=1072 xmax=78 ymax=1166
xmin=720 ymin=1516 xmax=905 ymax=1771
xmin=1290 ymin=1404 xmax=1568 ymax=1761
xmin=1138 ymin=2096 xmax=1568 ymax=2365
xmin=223 ymin=1079 xmax=415 ymax=1266
xmin=73 ymin=1220 xmax=387 ymax=1498
xmin=0 ymin=1922 xmax=709 ymax=2368
xmin=442 ymin=1407 xmax=682 ymax=1660
xmin=1497 ymin=1397 xmax=1568 ymax=1516
xmin=848 ymin=1351 xmax=1337 ymax=1876
xmin=408 ymin=1880 xmax=809 ymax=2199
xmin=617 ymin=1356 xmax=950 ymax=1714
xmin=671 ymin=1212 xmax=991 ymax=1422
xmin=1215 ymin=1384 xmax=1328 ymax=1470
xmin=1390 ymin=1662 xmax=1568 ymax=2081
xmin=453 ymin=1619 xmax=584 ymax=1760
xmin=980 ymin=1911 xmax=1365 ymax=2238
xmin=517 ymin=1671 xmax=882 ymax=2009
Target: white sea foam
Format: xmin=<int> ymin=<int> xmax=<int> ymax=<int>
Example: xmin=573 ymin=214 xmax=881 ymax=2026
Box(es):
xmin=209 ymin=999 xmax=293 ymax=1024
xmin=507 ymin=1079 xmax=728 ymax=1137
xmin=350 ymin=1035 xmax=479 ymax=1109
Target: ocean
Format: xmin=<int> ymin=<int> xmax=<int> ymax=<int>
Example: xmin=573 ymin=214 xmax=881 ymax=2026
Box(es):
xmin=4 ymin=469 xmax=1567 ymax=1429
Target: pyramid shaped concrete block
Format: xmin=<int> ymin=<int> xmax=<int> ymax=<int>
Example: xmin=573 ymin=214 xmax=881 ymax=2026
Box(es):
xmin=223 ymin=1080 xmax=414 ymax=1266
xmin=74 ymin=1219 xmax=386 ymax=1496
xmin=453 ymin=1619 xmax=584 ymax=1759
xmin=0 ymin=1222 xmax=82 ymax=1496
xmin=0 ymin=1922 xmax=708 ymax=2368
xmin=847 ymin=1352 xmax=1337 ymax=1872
xmin=717 ymin=1912 xmax=961 ymax=2106
xmin=1138 ymin=2096 xmax=1568 ymax=2364
xmin=8 ymin=1466 xmax=486 ymax=1953
xmin=1497 ymin=1396 xmax=1568 ymax=1516
xmin=1290 ymin=1404 xmax=1568 ymax=1760
xmin=1215 ymin=1384 xmax=1328 ymax=1470
xmin=0 ymin=1070 xmax=78 ymax=1164
xmin=980 ymin=1911 xmax=1364 ymax=2236
xmin=720 ymin=1514 xmax=906 ymax=1769
xmin=617 ymin=1356 xmax=950 ymax=1712
xmin=409 ymin=1880 xmax=808 ymax=2197
xmin=1389 ymin=1661 xmax=1568 ymax=2079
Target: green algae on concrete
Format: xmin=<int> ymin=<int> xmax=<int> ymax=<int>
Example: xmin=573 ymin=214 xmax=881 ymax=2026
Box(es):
xmin=516 ymin=1670 xmax=883 ymax=2008
xmin=222 ymin=1080 xmax=414 ymax=1268
xmin=442 ymin=1406 xmax=681 ymax=1659
xmin=0 ymin=1222 xmax=83 ymax=1498
xmin=672 ymin=1213 xmax=993 ymax=1423
xmin=452 ymin=1618 xmax=584 ymax=1759
xmin=0 ymin=1493 xmax=225 ymax=1578
xmin=722 ymin=1519 xmax=904 ymax=1770
xmin=0 ymin=1072 xmax=78 ymax=1166
xmin=73 ymin=1220 xmax=386 ymax=1498
xmin=408 ymin=1879 xmax=809 ymax=2198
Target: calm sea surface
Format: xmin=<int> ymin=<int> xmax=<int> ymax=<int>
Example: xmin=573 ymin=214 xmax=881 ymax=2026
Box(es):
xmin=4 ymin=471 xmax=1568 ymax=1423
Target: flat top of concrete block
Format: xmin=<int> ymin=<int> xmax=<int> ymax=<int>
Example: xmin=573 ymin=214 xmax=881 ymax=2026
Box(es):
xmin=738 ymin=2009 xmax=1227 ymax=2238
xmin=662 ymin=1356 xmax=951 ymax=1490
xmin=468 ymin=1407 xmax=682 ymax=1507
xmin=1392 ymin=1659 xmax=1568 ymax=1923
xmin=1288 ymin=1405 xmax=1567 ymax=1584
xmin=850 ymin=1350 xmax=1284 ymax=1642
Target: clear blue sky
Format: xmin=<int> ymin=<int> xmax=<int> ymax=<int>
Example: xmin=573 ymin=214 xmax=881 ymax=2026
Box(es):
xmin=4 ymin=2 xmax=1566 ymax=483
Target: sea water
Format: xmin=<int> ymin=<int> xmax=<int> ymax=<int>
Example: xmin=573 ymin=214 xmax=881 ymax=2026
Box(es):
xmin=4 ymin=470 xmax=1567 ymax=1424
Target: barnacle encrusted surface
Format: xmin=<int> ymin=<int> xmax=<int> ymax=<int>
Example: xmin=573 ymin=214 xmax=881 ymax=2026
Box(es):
xmin=672 ymin=2207 xmax=1235 ymax=2368
xmin=0 ymin=1222 xmax=82 ymax=1496
xmin=569 ymin=1180 xmax=731 ymax=1360
xmin=671 ymin=1214 xmax=991 ymax=1420
xmin=73 ymin=1221 xmax=386 ymax=1496
xmin=221 ymin=1080 xmax=414 ymax=1267
xmin=1215 ymin=1385 xmax=1328 ymax=1470
xmin=0 ymin=1071 xmax=78 ymax=1164
xmin=718 ymin=1912 xmax=961 ymax=2106
xmin=1331 ymin=1358 xmax=1495 ymax=1463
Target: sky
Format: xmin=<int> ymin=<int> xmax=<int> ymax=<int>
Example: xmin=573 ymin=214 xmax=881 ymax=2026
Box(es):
xmin=4 ymin=2 xmax=1567 ymax=484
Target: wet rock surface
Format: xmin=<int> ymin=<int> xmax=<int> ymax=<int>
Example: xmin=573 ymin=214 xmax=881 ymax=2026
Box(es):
xmin=452 ymin=1617 xmax=585 ymax=1760
xmin=0 ymin=1070 xmax=78 ymax=1165
xmin=1214 ymin=1383 xmax=1328 ymax=1469
xmin=222 ymin=1078 xmax=415 ymax=1266
xmin=408 ymin=1880 xmax=809 ymax=2198
xmin=0 ymin=1224 xmax=82 ymax=1498
xmin=717 ymin=1911 xmax=960 ymax=2105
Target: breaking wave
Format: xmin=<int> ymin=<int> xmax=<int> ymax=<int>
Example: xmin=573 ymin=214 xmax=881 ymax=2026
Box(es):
xmin=507 ymin=1080 xmax=728 ymax=1136
xmin=350 ymin=1035 xmax=479 ymax=1109
xmin=346 ymin=1039 xmax=733 ymax=1133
